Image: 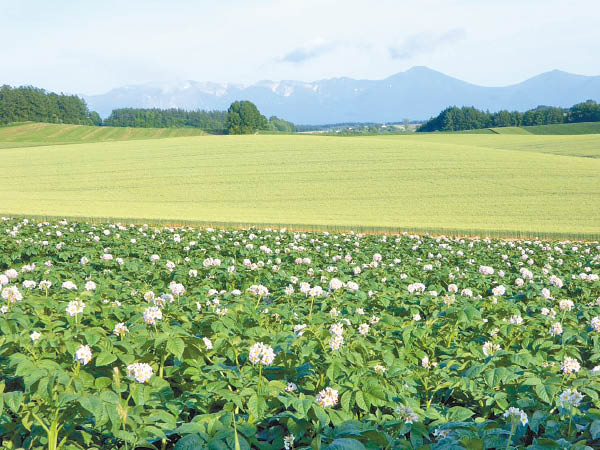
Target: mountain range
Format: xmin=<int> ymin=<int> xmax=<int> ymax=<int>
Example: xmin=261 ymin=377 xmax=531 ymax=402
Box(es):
xmin=83 ymin=67 xmax=600 ymax=124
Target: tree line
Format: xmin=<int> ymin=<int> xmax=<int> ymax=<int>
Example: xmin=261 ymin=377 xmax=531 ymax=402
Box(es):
xmin=417 ymin=100 xmax=600 ymax=132
xmin=0 ymin=85 xmax=101 ymax=126
xmin=0 ymin=85 xmax=295 ymax=134
xmin=106 ymin=102 xmax=295 ymax=134
xmin=104 ymin=108 xmax=227 ymax=132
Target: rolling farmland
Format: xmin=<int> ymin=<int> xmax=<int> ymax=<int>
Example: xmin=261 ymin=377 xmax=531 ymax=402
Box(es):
xmin=0 ymin=122 xmax=205 ymax=149
xmin=524 ymin=122 xmax=600 ymax=135
xmin=1 ymin=127 xmax=599 ymax=237
xmin=450 ymin=123 xmax=600 ymax=136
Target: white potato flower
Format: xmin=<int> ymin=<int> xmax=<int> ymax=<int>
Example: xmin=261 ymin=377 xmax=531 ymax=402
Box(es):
xmin=316 ymin=387 xmax=338 ymax=408
xmin=126 ymin=363 xmax=153 ymax=383
xmin=74 ymin=345 xmax=93 ymax=365
xmin=66 ymin=300 xmax=85 ymax=317
xmin=143 ymin=306 xmax=163 ymax=325
xmin=30 ymin=331 xmax=41 ymax=341
xmin=113 ymin=323 xmax=129 ymax=336
xmin=561 ymin=356 xmax=580 ymax=374
xmin=248 ymin=342 xmax=275 ymax=365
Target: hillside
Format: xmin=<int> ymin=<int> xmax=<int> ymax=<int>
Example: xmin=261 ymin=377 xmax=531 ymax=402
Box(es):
xmin=489 ymin=127 xmax=532 ymax=135
xmin=524 ymin=122 xmax=600 ymax=135
xmin=0 ymin=122 xmax=205 ymax=148
xmin=84 ymin=67 xmax=600 ymax=123
xmin=445 ymin=122 xmax=600 ymax=137
xmin=443 ymin=133 xmax=600 ymax=159
xmin=0 ymin=133 xmax=599 ymax=237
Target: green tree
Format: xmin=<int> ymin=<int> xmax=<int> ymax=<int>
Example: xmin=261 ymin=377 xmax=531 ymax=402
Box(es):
xmin=88 ymin=111 xmax=103 ymax=126
xmin=268 ymin=116 xmax=296 ymax=133
xmin=0 ymin=85 xmax=95 ymax=125
xmin=225 ymin=101 xmax=267 ymax=134
xmin=568 ymin=100 xmax=600 ymax=123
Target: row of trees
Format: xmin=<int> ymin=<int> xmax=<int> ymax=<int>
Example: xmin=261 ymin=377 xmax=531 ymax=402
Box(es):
xmin=105 ymin=102 xmax=295 ymax=134
xmin=104 ymin=108 xmax=227 ymax=132
xmin=0 ymin=85 xmax=294 ymax=135
xmin=417 ymin=100 xmax=600 ymax=132
xmin=0 ymin=85 xmax=101 ymax=126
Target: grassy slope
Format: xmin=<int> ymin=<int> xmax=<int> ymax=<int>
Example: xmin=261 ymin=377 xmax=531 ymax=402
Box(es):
xmin=489 ymin=127 xmax=532 ymax=135
xmin=1 ymin=133 xmax=599 ymax=236
xmin=0 ymin=122 xmax=205 ymax=148
xmin=523 ymin=122 xmax=600 ymax=135
xmin=448 ymin=134 xmax=600 ymax=158
xmin=443 ymin=122 xmax=600 ymax=137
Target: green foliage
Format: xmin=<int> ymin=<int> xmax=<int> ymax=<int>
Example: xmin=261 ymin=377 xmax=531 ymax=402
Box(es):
xmin=87 ymin=111 xmax=103 ymax=127
xmin=567 ymin=100 xmax=600 ymax=123
xmin=0 ymin=85 xmax=100 ymax=126
xmin=225 ymin=101 xmax=268 ymax=134
xmin=418 ymin=101 xmax=600 ymax=132
xmin=0 ymin=218 xmax=599 ymax=449
xmin=267 ymin=116 xmax=296 ymax=133
xmin=104 ymin=108 xmax=226 ymax=132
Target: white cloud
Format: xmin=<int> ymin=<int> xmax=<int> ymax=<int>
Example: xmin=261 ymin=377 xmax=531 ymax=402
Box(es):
xmin=388 ymin=29 xmax=467 ymax=60
xmin=279 ymin=38 xmax=336 ymax=64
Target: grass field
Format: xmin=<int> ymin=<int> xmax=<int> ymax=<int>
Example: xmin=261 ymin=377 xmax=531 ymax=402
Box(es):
xmin=0 ymin=122 xmax=205 ymax=149
xmin=524 ymin=122 xmax=600 ymax=135
xmin=1 ymin=125 xmax=599 ymax=238
xmin=447 ymin=133 xmax=600 ymax=159
xmin=489 ymin=127 xmax=532 ymax=135
xmin=452 ymin=122 xmax=600 ymax=136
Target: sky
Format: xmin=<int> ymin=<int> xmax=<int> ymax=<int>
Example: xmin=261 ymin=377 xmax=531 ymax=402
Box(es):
xmin=1 ymin=0 xmax=599 ymax=95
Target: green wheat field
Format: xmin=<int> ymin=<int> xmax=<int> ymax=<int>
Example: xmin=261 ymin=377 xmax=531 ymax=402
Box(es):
xmin=2 ymin=123 xmax=599 ymax=238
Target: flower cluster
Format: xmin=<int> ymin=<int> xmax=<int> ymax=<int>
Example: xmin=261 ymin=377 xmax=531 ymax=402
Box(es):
xmin=66 ymin=300 xmax=85 ymax=317
xmin=62 ymin=281 xmax=77 ymax=290
xmin=294 ymin=324 xmax=307 ymax=337
xmin=374 ymin=364 xmax=386 ymax=374
xmin=74 ymin=344 xmax=93 ymax=365
xmin=559 ymin=389 xmax=584 ymax=408
xmin=316 ymin=387 xmax=339 ymax=408
xmin=247 ymin=284 xmax=269 ymax=296
xmin=169 ymin=282 xmax=186 ymax=296
xmin=143 ymin=306 xmax=163 ymax=325
xmin=329 ymin=322 xmax=344 ymax=350
xmin=30 ymin=331 xmax=41 ymax=341
xmin=422 ymin=355 xmax=437 ymax=369
xmin=561 ymin=357 xmax=581 ymax=375
xmin=549 ymin=322 xmax=563 ymax=336
xmin=395 ymin=406 xmax=419 ymax=424
xmin=1 ymin=286 xmax=23 ymax=303
xmin=248 ymin=342 xmax=275 ymax=365
xmin=283 ymin=434 xmax=295 ymax=450
xmin=126 ymin=362 xmax=154 ymax=383
xmin=358 ymin=323 xmax=369 ymax=336
xmin=559 ymin=299 xmax=574 ymax=311
xmin=482 ymin=341 xmax=501 ymax=356
xmin=503 ymin=407 xmax=528 ymax=426
xmin=113 ymin=322 xmax=129 ymax=336
xmin=591 ymin=316 xmax=600 ymax=333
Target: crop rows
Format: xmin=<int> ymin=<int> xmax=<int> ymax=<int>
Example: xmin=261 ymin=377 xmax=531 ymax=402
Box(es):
xmin=1 ymin=218 xmax=600 ymax=449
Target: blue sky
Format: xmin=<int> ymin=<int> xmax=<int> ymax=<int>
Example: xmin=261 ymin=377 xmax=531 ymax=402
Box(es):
xmin=1 ymin=0 xmax=598 ymax=94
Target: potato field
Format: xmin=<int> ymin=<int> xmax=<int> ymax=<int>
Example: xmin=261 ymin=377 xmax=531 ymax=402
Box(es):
xmin=1 ymin=218 xmax=600 ymax=449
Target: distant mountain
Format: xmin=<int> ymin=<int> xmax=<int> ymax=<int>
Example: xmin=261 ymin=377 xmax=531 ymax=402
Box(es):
xmin=83 ymin=67 xmax=600 ymax=124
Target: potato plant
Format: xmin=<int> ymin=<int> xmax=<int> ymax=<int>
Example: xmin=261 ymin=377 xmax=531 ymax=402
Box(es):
xmin=0 ymin=218 xmax=599 ymax=449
